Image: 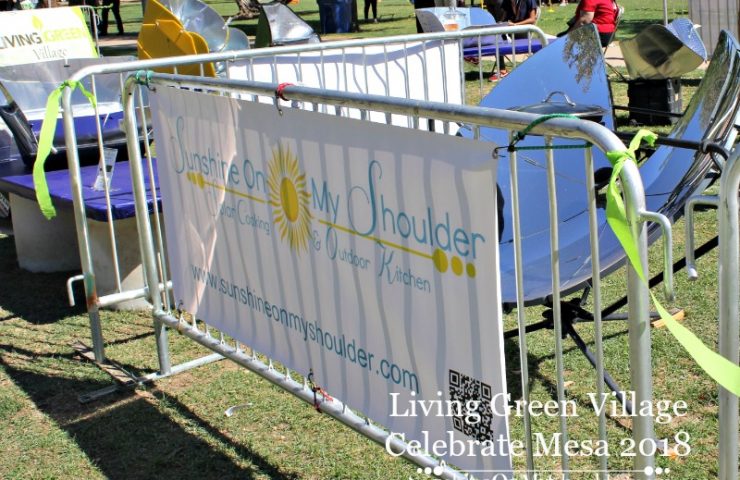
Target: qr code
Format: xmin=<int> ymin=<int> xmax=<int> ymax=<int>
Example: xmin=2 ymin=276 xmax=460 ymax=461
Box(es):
xmin=449 ymin=369 xmax=494 ymax=442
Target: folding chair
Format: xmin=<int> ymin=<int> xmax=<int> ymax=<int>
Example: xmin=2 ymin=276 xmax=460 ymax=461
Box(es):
xmin=414 ymin=7 xmax=547 ymax=61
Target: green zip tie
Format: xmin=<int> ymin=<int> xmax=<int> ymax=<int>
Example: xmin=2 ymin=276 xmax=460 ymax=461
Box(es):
xmin=134 ymin=70 xmax=153 ymax=87
xmin=511 ymin=143 xmax=592 ymax=152
xmin=514 ymin=112 xmax=580 ymax=139
xmin=607 ymin=129 xmax=740 ymax=397
xmin=33 ymin=80 xmax=97 ymax=220
xmin=507 ymin=113 xmax=592 ymax=152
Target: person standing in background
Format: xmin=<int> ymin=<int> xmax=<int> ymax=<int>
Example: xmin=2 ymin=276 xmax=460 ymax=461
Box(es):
xmin=563 ymin=0 xmax=618 ymax=46
xmin=364 ymin=0 xmax=378 ymax=23
xmin=99 ymin=0 xmax=124 ymax=36
xmin=486 ymin=0 xmax=538 ymax=81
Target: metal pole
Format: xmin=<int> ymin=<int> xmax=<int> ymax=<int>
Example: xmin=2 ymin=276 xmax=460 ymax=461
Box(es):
xmin=67 ymin=24 xmax=550 ymax=86
xmin=663 ymin=0 xmax=669 ymax=25
xmin=717 ymin=149 xmax=740 ymax=480
xmin=61 ymin=88 xmax=106 ymax=363
xmin=622 ymin=159 xmax=655 ymax=479
xmin=545 ymin=135 xmax=570 ymax=476
xmin=509 ymin=140 xmax=535 ymax=473
xmin=585 ymin=147 xmax=608 ymax=479
xmin=122 ymin=78 xmax=171 ymax=375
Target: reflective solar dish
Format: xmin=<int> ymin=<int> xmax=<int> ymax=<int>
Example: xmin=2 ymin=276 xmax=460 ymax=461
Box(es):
xmin=620 ymin=18 xmax=707 ymax=79
xmin=256 ymin=1 xmax=320 ymax=47
xmin=162 ymin=0 xmax=229 ymax=53
xmin=461 ymin=28 xmax=739 ymax=305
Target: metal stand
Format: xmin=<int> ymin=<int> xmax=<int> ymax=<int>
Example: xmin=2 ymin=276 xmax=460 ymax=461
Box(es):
xmin=503 ymin=235 xmax=719 ymax=415
xmin=72 ymin=339 xmax=223 ymax=403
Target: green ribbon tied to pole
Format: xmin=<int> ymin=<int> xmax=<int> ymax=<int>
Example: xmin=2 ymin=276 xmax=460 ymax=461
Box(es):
xmin=607 ymin=129 xmax=740 ymax=397
xmin=33 ymin=80 xmax=97 ymax=220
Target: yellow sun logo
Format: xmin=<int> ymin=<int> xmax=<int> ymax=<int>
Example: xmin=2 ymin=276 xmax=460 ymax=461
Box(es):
xmin=267 ymin=145 xmax=312 ymax=253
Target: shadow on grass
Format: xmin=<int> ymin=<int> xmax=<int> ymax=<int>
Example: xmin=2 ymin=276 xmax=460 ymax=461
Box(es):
xmin=0 ymin=236 xmax=87 ymax=325
xmin=0 ymin=236 xmax=297 ymax=477
xmin=0 ymin=355 xmax=298 ymax=480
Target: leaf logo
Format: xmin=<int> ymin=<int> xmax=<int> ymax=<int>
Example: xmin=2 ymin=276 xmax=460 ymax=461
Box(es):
xmin=32 ymin=16 xmax=43 ymax=30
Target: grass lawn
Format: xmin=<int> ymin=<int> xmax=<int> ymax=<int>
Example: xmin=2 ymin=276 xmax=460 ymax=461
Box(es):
xmin=2 ymin=0 xmax=732 ymax=479
xmin=0 ymin=212 xmax=727 ymax=480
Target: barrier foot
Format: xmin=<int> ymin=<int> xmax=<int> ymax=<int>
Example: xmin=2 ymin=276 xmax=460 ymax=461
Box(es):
xmin=72 ymin=340 xmax=223 ymax=403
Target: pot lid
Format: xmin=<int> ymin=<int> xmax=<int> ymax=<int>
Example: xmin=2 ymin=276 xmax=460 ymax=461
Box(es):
xmin=510 ymin=91 xmax=606 ymax=119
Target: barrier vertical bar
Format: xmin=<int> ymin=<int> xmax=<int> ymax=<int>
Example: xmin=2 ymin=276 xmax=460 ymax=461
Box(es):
xmin=584 ymin=147 xmax=608 ymax=479
xmin=89 ymin=73 xmax=124 ymax=293
xmin=61 ymin=88 xmax=106 ymax=363
xmin=717 ymin=149 xmax=740 ymax=480
xmin=545 ymin=135 xmax=570 ymax=476
xmin=622 ymin=159 xmax=655 ymax=480
xmin=508 ymin=137 xmax=536 ymax=474
xmin=122 ymin=77 xmax=171 ymax=375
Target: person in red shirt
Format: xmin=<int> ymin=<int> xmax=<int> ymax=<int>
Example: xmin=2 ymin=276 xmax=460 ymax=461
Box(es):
xmin=565 ymin=0 xmax=618 ymax=47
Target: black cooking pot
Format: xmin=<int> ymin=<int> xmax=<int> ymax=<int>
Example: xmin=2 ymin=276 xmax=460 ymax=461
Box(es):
xmin=509 ymin=91 xmax=607 ymax=123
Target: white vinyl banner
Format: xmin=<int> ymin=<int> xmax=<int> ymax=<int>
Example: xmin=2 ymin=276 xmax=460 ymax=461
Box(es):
xmin=228 ymin=41 xmax=462 ymax=130
xmin=0 ymin=7 xmax=96 ymax=66
xmin=151 ymin=87 xmax=512 ymax=475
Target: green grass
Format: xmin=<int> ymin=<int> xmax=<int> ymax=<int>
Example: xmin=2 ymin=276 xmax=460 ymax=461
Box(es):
xmin=0 ymin=232 xmax=420 ymax=479
xmin=0 ymin=205 xmax=730 ymax=479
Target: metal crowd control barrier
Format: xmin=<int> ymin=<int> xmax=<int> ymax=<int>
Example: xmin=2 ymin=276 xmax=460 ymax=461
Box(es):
xmin=118 ymin=71 xmax=663 ymax=479
xmin=49 ymin=27 xmax=681 ymax=477
xmin=78 ymin=5 xmax=103 ymax=56
xmin=685 ymin=146 xmax=740 ymax=480
xmin=59 ymin=25 xmax=547 ymax=371
xmin=715 ymin=148 xmax=740 ymax=480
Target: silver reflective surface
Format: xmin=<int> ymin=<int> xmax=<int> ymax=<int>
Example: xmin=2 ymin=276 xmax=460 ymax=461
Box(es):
xmin=510 ymin=91 xmax=607 ymax=122
xmin=0 ymin=57 xmax=134 ymax=114
xmin=157 ymin=0 xmax=251 ymax=76
xmin=161 ymin=0 xmax=229 ymax=53
xmin=620 ymin=18 xmax=707 ymax=80
xmin=259 ymin=2 xmax=319 ymax=46
xmin=641 ymin=30 xmax=739 ymax=224
xmin=667 ymin=18 xmax=707 ymax=61
xmin=224 ymin=28 xmax=252 ymax=52
xmin=463 ymin=29 xmax=739 ymax=304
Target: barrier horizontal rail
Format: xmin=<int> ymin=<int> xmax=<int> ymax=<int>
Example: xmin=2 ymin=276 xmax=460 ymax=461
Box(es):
xmin=153 ymin=308 xmax=468 ymax=480
xmin=121 ymin=70 xmax=661 ymax=479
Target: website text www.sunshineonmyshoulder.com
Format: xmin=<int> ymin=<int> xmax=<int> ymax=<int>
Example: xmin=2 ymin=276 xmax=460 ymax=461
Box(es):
xmin=190 ymin=264 xmax=419 ymax=392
